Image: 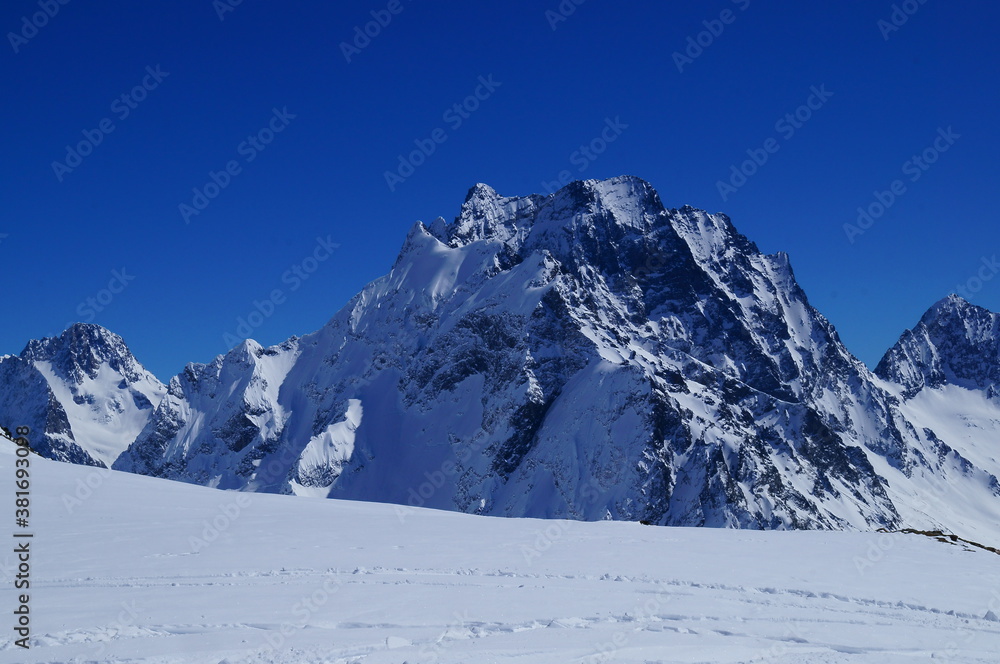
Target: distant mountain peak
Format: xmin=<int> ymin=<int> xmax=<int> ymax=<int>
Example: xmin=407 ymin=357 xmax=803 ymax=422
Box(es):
xmin=23 ymin=321 xmax=121 ymax=354
xmin=1 ymin=322 xmax=165 ymax=467
xmin=464 ymin=181 xmax=499 ymax=202
xmin=21 ymin=323 xmax=140 ymax=384
xmin=876 ymin=294 xmax=1000 ymax=395
xmin=921 ymin=293 xmax=973 ymax=324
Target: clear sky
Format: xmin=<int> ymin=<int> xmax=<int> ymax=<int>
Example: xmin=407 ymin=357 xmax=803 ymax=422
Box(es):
xmin=2 ymin=1 xmax=998 ymax=380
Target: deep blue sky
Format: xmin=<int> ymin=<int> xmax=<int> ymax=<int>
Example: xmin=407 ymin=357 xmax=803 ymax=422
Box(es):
xmin=2 ymin=1 xmax=998 ymax=380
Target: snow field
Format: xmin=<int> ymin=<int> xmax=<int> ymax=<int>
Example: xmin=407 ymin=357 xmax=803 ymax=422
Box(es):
xmin=2 ymin=442 xmax=1000 ymax=663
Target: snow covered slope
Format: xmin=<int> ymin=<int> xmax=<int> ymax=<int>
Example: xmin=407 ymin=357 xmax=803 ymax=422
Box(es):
xmin=0 ymin=324 xmax=164 ymax=466
xmin=3 ymin=438 xmax=1000 ymax=663
xmin=109 ymin=176 xmax=1000 ymax=542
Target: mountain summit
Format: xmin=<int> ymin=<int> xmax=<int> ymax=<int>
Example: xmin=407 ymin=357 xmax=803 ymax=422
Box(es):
xmin=0 ymin=323 xmax=164 ymax=466
xmin=876 ymin=294 xmax=1000 ymax=397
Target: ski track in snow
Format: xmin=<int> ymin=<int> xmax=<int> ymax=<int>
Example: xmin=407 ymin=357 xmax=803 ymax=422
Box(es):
xmin=2 ymin=446 xmax=1000 ymax=663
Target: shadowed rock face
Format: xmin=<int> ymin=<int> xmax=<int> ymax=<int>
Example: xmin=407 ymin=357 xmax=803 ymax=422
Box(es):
xmin=8 ymin=177 xmax=1000 ymax=541
xmin=0 ymin=354 xmax=98 ymax=465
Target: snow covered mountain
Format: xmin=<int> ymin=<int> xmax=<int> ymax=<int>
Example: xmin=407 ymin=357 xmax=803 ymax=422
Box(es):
xmin=876 ymin=294 xmax=1000 ymax=397
xmin=873 ymin=295 xmax=1000 ymax=539
xmin=4 ymin=177 xmax=999 ymax=541
xmin=103 ymin=176 xmax=1000 ymax=541
xmin=0 ymin=323 xmax=164 ymax=466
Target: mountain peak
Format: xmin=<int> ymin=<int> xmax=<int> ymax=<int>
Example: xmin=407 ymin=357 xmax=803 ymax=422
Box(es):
xmin=21 ymin=323 xmax=139 ymax=383
xmin=23 ymin=322 xmax=121 ymax=351
xmin=447 ymin=182 xmax=521 ymax=246
xmin=2 ymin=322 xmax=166 ymax=467
xmin=919 ymin=294 xmax=996 ymax=339
xmin=464 ymin=182 xmax=499 ymax=203
xmin=444 ymin=177 xmax=663 ymax=248
xmin=920 ymin=293 xmax=973 ymax=325
xmin=876 ymin=295 xmax=1000 ymax=395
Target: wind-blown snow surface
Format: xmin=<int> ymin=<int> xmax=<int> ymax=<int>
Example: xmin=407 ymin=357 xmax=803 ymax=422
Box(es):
xmin=4 ymin=442 xmax=1000 ymax=663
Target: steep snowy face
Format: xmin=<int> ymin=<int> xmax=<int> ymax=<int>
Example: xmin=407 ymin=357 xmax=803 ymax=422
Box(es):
xmin=424 ymin=176 xmax=904 ymax=529
xmin=12 ymin=178 xmax=1000 ymax=541
xmin=0 ymin=354 xmax=97 ymax=465
xmin=876 ymin=295 xmax=1000 ymax=397
xmin=443 ymin=178 xmax=873 ymax=410
xmin=0 ymin=323 xmax=165 ymax=466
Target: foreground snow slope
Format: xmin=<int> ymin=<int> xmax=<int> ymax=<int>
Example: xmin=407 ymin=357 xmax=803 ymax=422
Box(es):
xmin=3 ymin=441 xmax=1000 ymax=663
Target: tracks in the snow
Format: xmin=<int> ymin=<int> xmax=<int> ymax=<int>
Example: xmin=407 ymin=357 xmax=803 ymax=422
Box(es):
xmin=14 ymin=564 xmax=998 ymax=663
